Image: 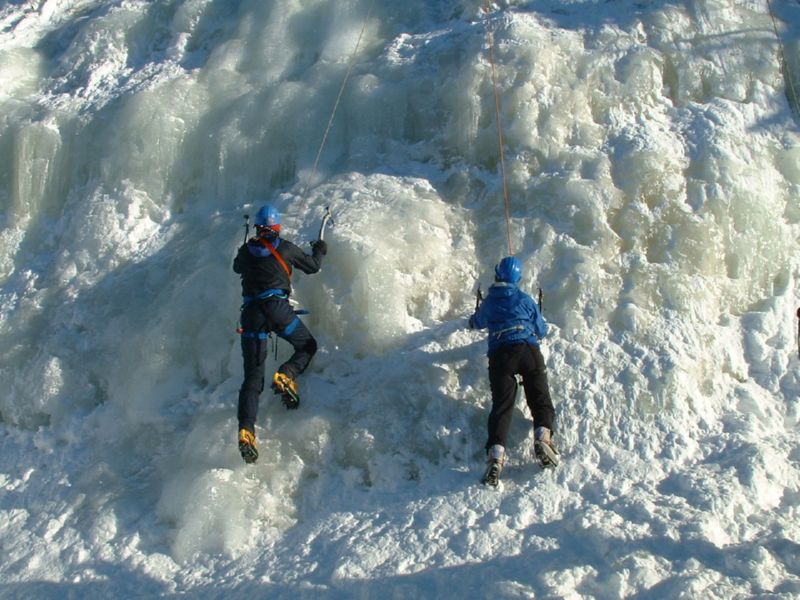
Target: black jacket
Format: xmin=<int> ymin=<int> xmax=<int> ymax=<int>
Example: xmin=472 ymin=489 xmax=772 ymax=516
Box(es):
xmin=233 ymin=238 xmax=323 ymax=297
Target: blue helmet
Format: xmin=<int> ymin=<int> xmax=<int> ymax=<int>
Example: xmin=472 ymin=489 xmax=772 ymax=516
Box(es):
xmin=495 ymin=256 xmax=522 ymax=284
xmin=254 ymin=204 xmax=281 ymax=230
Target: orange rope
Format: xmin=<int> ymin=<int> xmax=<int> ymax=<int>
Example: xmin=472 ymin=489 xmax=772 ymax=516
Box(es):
xmin=482 ymin=2 xmax=513 ymax=256
xmin=766 ymin=0 xmax=800 ymax=114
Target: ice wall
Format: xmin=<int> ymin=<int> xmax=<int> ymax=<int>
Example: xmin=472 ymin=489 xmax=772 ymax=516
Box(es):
xmin=0 ymin=0 xmax=798 ymax=567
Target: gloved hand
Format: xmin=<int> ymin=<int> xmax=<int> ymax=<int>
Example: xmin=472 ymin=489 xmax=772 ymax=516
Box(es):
xmin=311 ymin=240 xmax=328 ymax=255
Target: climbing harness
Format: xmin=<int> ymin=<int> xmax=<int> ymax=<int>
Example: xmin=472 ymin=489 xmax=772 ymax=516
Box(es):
xmin=241 ymin=289 xmax=289 ymax=307
xmin=482 ymin=1 xmax=513 ymax=256
xmin=236 ymin=288 xmax=288 ymax=336
xmin=492 ymin=324 xmax=527 ymax=340
xmin=236 ymin=288 xmax=306 ymax=361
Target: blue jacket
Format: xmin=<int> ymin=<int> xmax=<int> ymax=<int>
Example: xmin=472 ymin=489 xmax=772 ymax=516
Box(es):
xmin=469 ymin=283 xmax=548 ymax=354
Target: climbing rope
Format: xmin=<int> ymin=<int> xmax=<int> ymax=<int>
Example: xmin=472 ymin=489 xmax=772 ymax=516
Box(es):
xmin=301 ymin=0 xmax=376 ymax=202
xmin=766 ymin=3 xmax=800 ymax=355
xmin=796 ymin=307 xmax=800 ymax=359
xmin=766 ymin=0 xmax=800 ymax=114
xmin=482 ymin=1 xmax=514 ymax=256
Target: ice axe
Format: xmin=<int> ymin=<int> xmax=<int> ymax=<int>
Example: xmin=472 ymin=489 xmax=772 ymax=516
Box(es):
xmin=242 ymin=213 xmax=250 ymax=243
xmin=318 ymin=206 xmax=334 ymax=241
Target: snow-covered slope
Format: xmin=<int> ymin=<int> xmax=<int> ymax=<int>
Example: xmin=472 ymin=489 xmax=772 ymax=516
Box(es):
xmin=1 ymin=0 xmax=799 ymax=597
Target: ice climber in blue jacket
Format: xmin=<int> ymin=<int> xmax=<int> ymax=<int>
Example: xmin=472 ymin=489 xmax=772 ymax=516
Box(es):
xmin=469 ymin=256 xmax=558 ymax=487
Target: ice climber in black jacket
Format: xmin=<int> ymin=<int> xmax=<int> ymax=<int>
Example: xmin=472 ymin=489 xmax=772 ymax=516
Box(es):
xmin=233 ymin=204 xmax=326 ymax=464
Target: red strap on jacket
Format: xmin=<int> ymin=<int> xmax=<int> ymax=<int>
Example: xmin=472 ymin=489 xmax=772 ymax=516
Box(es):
xmin=257 ymin=238 xmax=292 ymax=279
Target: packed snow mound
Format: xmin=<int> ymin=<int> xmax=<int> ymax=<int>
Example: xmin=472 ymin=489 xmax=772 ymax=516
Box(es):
xmin=293 ymin=173 xmax=477 ymax=352
xmin=0 ymin=0 xmax=799 ymax=598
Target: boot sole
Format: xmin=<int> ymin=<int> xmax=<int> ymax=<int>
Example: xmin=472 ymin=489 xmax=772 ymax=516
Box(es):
xmin=239 ymin=442 xmax=258 ymax=464
xmin=280 ymin=392 xmax=299 ymax=409
xmin=482 ymin=461 xmax=503 ymax=487
xmin=273 ymin=382 xmax=300 ymax=409
xmin=535 ymin=441 xmax=559 ymax=468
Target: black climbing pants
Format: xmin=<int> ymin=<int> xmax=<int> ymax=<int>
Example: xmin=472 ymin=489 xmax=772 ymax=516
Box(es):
xmin=486 ymin=343 xmax=555 ymax=450
xmin=237 ymin=297 xmax=317 ymax=433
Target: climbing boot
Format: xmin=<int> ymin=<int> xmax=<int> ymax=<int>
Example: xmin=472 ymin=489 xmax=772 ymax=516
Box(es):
xmin=534 ymin=427 xmax=559 ymax=468
xmin=272 ymin=371 xmax=299 ymax=409
xmin=238 ymin=428 xmax=258 ymax=464
xmin=482 ymin=444 xmax=506 ymax=488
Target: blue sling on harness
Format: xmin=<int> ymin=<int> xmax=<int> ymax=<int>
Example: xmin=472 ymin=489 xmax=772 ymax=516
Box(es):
xmin=238 ymin=289 xmax=306 ymax=340
xmin=241 ymin=288 xmax=288 ymax=307
xmin=237 ymin=289 xmax=288 ymax=339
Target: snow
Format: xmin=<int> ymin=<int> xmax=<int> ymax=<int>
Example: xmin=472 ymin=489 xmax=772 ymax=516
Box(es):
xmin=1 ymin=0 xmax=799 ymax=597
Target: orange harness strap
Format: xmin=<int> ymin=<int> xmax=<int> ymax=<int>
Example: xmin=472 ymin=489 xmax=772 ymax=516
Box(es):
xmin=258 ymin=239 xmax=292 ymax=279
